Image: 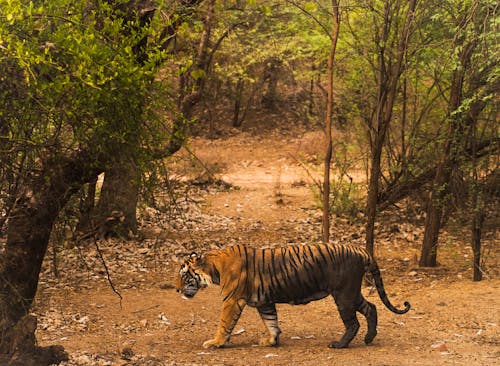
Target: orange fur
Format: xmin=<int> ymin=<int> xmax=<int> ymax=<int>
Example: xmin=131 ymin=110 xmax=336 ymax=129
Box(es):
xmin=176 ymin=243 xmax=410 ymax=349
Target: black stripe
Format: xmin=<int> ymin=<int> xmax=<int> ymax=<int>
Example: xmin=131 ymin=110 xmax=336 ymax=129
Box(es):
xmin=287 ymin=247 xmax=299 ymax=270
xmin=243 ymin=246 xmax=249 ymax=292
xmin=311 ymin=246 xmax=327 ymax=279
xmin=271 ymin=249 xmax=277 ymax=276
xmin=325 ymin=245 xmax=337 ymax=264
xmin=279 ymin=248 xmax=293 ymax=290
xmin=316 ymin=245 xmax=329 ymax=264
xmin=258 ymin=253 xmax=265 ymax=302
xmin=252 ymin=248 xmax=257 ymax=284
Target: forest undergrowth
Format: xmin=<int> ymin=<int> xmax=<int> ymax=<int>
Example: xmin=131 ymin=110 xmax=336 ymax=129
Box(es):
xmin=27 ymin=125 xmax=499 ymax=366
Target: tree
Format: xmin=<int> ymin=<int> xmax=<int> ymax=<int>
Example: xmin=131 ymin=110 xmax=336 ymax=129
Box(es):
xmin=363 ymin=0 xmax=418 ymax=257
xmin=322 ymin=0 xmax=341 ymax=243
xmin=419 ymin=0 xmax=498 ymax=267
xmin=0 ymin=0 xmax=176 ymax=361
xmin=85 ymin=0 xmax=206 ymax=238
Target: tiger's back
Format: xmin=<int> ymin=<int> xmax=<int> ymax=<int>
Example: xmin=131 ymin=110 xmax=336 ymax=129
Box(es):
xmin=221 ymin=244 xmax=370 ymax=306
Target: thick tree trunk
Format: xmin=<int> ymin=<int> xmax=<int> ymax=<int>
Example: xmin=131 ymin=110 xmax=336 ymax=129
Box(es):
xmin=419 ymin=190 xmax=442 ymax=266
xmin=0 ymin=200 xmax=57 ymax=351
xmin=0 ymin=152 xmax=101 ymax=361
xmin=76 ymin=176 xmax=98 ymax=234
xmin=94 ymin=158 xmax=140 ymax=237
xmin=94 ymin=0 xmax=214 ymax=237
xmin=0 ymin=200 xmax=69 ymax=365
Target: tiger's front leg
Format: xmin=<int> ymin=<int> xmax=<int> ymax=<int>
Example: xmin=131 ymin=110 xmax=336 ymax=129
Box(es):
xmin=203 ymin=298 xmax=247 ymax=349
xmin=257 ymin=304 xmax=281 ymax=346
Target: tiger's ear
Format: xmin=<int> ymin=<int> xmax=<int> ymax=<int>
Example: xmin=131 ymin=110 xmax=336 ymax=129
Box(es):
xmin=190 ymin=252 xmax=205 ymax=265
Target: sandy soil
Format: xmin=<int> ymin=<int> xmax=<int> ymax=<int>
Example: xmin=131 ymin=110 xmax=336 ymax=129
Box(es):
xmin=35 ymin=130 xmax=499 ymax=366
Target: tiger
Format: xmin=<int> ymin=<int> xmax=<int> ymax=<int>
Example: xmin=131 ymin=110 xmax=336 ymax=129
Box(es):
xmin=175 ymin=243 xmax=410 ymax=349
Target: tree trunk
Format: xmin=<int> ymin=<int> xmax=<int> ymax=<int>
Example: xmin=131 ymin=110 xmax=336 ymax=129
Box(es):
xmin=76 ymin=176 xmax=98 ymax=234
xmin=321 ymin=0 xmax=340 ymax=244
xmin=365 ymin=0 xmax=417 ymax=257
xmin=0 ymin=200 xmax=71 ymax=366
xmin=419 ymin=6 xmax=482 ymax=267
xmin=94 ymin=158 xmax=140 ymax=237
xmin=419 ymin=184 xmax=443 ymax=266
xmin=232 ymin=77 xmax=244 ymax=127
xmin=365 ymin=141 xmax=384 ymax=256
xmin=309 ymin=61 xmax=315 ymax=116
xmin=471 ymin=210 xmax=484 ymax=281
xmin=0 ymin=152 xmax=102 ymax=361
xmin=470 ymin=106 xmax=484 ymax=282
xmin=262 ymin=58 xmax=281 ymax=109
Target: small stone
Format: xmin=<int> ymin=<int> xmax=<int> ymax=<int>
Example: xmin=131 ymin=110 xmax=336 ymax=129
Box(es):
xmin=120 ymin=347 xmax=134 ymax=360
xmin=75 ymin=354 xmax=92 ymax=365
xmin=158 ymin=313 xmax=170 ymax=326
xmin=431 ymin=342 xmax=448 ymax=352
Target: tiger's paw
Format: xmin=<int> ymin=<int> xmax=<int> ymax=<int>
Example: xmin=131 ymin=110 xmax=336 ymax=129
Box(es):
xmin=364 ymin=330 xmax=377 ymax=345
xmin=328 ymin=341 xmax=349 ymax=349
xmin=259 ymin=336 xmax=279 ymax=347
xmin=202 ymin=339 xmax=226 ymax=349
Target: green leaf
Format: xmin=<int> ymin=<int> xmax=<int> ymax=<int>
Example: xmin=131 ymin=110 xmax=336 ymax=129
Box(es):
xmin=304 ymin=2 xmax=317 ymax=13
xmin=190 ymin=68 xmax=206 ymax=80
xmin=261 ymin=5 xmax=272 ymax=16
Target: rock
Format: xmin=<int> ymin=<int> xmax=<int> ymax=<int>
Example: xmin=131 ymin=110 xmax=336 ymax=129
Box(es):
xmin=75 ymin=354 xmax=92 ymax=365
xmin=158 ymin=313 xmax=170 ymax=326
xmin=233 ymin=328 xmax=245 ymax=335
xmin=431 ymin=342 xmax=448 ymax=352
xmin=120 ymin=347 xmax=134 ymax=360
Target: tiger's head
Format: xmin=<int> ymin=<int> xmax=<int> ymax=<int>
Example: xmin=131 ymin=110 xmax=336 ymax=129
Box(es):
xmin=176 ymin=252 xmax=212 ymax=299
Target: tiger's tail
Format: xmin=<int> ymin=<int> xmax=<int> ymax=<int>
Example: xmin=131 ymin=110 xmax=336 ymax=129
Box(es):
xmin=368 ymin=261 xmax=411 ymax=314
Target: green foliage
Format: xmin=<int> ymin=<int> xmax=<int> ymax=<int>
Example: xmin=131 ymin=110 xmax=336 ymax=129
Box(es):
xmin=206 ymin=1 xmax=330 ymax=102
xmin=0 ymin=0 xmax=171 ymax=176
xmin=330 ymin=178 xmax=363 ymax=219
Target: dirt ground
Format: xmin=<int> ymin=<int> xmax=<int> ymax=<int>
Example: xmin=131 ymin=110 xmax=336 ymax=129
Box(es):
xmin=35 ymin=128 xmax=499 ymax=366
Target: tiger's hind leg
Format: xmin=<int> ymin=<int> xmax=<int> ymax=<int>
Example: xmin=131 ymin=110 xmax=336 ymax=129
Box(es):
xmin=356 ymin=295 xmax=378 ymax=345
xmin=329 ymin=292 xmax=360 ymax=349
xmin=257 ymin=304 xmax=281 ymax=346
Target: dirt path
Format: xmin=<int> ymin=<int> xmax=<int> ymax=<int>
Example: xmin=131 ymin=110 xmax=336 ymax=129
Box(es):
xmin=35 ymin=132 xmax=499 ymax=365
